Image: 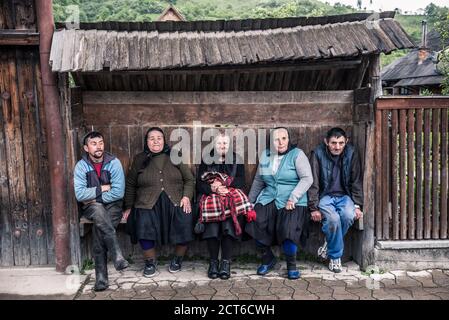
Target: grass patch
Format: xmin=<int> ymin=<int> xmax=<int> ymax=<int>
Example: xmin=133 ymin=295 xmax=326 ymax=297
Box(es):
xmin=297 ymin=250 xmax=322 ymax=263
xmin=80 ymin=258 xmax=95 ymax=275
xmin=233 ymin=253 xmax=259 ymax=264
xmin=361 ymin=265 xmax=387 ymax=276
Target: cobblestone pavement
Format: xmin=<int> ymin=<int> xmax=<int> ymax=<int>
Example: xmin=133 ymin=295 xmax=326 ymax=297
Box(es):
xmin=75 ymin=260 xmax=449 ymax=300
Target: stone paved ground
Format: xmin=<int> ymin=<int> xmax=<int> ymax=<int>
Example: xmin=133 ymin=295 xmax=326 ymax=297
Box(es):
xmin=74 ymin=260 xmax=449 ymax=300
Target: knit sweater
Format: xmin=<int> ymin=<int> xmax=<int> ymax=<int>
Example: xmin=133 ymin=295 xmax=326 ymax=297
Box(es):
xmin=124 ymin=152 xmax=194 ymax=209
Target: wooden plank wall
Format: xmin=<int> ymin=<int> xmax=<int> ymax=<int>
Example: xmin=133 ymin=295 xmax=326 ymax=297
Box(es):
xmin=81 ymin=90 xmax=354 ymax=184
xmin=0 ymin=0 xmax=54 ymax=266
xmin=351 ymin=87 xmax=371 ymax=267
xmin=57 ymin=74 xmax=83 ymax=268
xmin=0 ymin=0 xmax=36 ymax=30
xmin=72 ymin=90 xmax=357 ymax=261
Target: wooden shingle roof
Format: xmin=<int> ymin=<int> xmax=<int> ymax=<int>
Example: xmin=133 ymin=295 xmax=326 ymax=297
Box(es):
xmin=50 ymin=13 xmax=415 ymax=72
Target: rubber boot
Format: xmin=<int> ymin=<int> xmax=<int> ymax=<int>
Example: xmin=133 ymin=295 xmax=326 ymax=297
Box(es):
xmin=93 ymin=252 xmax=109 ymax=291
xmin=103 ymin=235 xmax=129 ymax=271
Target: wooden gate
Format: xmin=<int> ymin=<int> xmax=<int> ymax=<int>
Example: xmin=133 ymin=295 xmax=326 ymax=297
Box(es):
xmin=375 ymin=97 xmax=449 ymax=241
xmin=0 ymin=0 xmax=54 ymax=266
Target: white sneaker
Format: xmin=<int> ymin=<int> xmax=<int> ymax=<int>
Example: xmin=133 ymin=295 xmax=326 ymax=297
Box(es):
xmin=328 ymin=258 xmax=342 ymax=273
xmin=317 ymin=240 xmax=328 ymax=259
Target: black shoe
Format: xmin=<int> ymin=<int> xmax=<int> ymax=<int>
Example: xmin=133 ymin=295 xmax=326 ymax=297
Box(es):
xmin=168 ymin=256 xmax=183 ymax=273
xmin=219 ymin=259 xmax=231 ymax=280
xmin=208 ymin=259 xmax=219 ymax=279
xmin=143 ymin=259 xmax=157 ymax=278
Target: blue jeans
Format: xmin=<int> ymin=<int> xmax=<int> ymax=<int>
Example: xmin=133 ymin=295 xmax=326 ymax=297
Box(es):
xmin=319 ymin=195 xmax=355 ymax=259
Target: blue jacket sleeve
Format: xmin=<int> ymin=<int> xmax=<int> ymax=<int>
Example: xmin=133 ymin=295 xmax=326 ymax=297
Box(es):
xmin=73 ymin=161 xmax=98 ymax=202
xmin=102 ymin=158 xmax=125 ymax=203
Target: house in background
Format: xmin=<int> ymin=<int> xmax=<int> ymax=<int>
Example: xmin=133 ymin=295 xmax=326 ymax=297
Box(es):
xmin=382 ymin=21 xmax=448 ymax=95
xmin=157 ymin=4 xmax=186 ymax=22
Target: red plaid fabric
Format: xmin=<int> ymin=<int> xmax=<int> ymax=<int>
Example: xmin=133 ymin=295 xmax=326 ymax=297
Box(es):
xmin=199 ymin=172 xmax=255 ymax=235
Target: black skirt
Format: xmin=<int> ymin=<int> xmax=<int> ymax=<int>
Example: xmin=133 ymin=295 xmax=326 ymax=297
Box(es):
xmin=201 ymin=215 xmax=248 ymax=241
xmin=245 ymin=201 xmax=308 ymax=247
xmin=126 ymin=192 xmax=194 ymax=246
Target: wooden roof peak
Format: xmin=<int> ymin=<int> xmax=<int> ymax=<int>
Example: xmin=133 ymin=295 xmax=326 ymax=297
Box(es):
xmin=156 ymin=4 xmax=186 ymax=22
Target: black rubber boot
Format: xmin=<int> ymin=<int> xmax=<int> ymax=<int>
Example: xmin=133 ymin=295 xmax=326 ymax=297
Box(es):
xmin=104 ymin=235 xmax=129 ymax=271
xmin=93 ymin=252 xmax=109 ymax=291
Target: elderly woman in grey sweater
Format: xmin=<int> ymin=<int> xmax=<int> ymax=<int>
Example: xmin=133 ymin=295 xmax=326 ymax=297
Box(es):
xmin=245 ymin=127 xmax=313 ymax=279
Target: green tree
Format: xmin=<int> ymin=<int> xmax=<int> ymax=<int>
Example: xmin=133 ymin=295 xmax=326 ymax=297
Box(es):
xmin=250 ymin=0 xmax=354 ymax=19
xmin=435 ymin=12 xmax=449 ymax=95
xmin=425 ymin=3 xmax=448 ymax=25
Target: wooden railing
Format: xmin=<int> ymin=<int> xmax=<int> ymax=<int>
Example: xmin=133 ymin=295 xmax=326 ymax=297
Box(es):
xmin=375 ymin=97 xmax=449 ymax=240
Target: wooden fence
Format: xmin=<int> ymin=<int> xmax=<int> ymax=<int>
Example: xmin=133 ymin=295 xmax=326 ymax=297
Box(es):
xmin=375 ymin=97 xmax=449 ymax=240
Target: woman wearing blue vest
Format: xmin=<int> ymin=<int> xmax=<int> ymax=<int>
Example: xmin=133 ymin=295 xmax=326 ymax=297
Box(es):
xmin=246 ymin=127 xmax=313 ymax=279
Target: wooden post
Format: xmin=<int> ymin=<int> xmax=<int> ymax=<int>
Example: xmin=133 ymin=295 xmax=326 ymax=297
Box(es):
xmin=399 ymin=109 xmax=407 ymax=239
xmin=375 ymin=108 xmax=383 ymax=239
xmin=407 ymin=109 xmax=415 ymax=239
xmin=36 ymin=0 xmax=71 ymax=272
xmin=362 ymin=121 xmax=376 ymax=269
xmin=391 ymin=110 xmax=399 ymax=239
xmin=58 ymin=73 xmax=82 ymax=268
xmin=382 ymin=110 xmax=389 ymax=239
xmin=370 ymin=55 xmax=383 ymax=100
xmin=440 ymin=109 xmax=448 ymax=239
xmin=432 ymin=108 xmax=441 ymax=239
xmin=416 ymin=109 xmax=424 ymax=239
xmin=360 ymin=54 xmax=382 ymax=269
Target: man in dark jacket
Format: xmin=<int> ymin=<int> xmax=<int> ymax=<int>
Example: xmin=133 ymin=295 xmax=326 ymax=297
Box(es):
xmin=308 ymin=128 xmax=363 ymax=273
xmin=74 ymin=131 xmax=129 ymax=291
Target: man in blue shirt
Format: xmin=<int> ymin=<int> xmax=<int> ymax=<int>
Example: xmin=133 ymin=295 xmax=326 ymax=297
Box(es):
xmin=74 ymin=131 xmax=128 ymax=291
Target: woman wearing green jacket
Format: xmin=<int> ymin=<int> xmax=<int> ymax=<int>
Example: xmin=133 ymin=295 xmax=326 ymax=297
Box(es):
xmin=123 ymin=127 xmax=195 ymax=278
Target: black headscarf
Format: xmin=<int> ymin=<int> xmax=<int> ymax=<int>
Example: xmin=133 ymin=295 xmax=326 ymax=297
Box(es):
xmin=141 ymin=127 xmax=171 ymax=170
xmin=267 ymin=126 xmax=297 ymax=156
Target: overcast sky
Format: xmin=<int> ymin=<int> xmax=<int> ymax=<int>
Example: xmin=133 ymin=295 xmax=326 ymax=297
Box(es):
xmin=320 ymin=0 xmax=449 ymax=13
